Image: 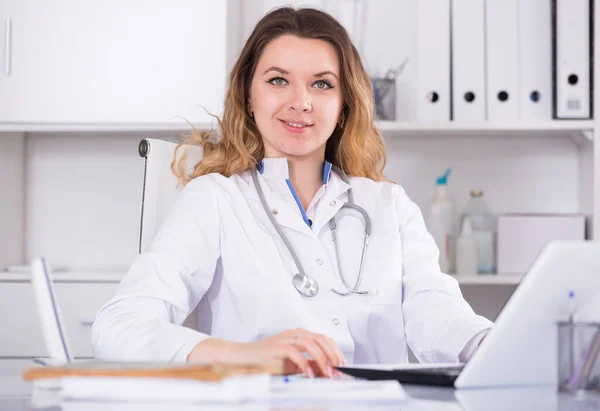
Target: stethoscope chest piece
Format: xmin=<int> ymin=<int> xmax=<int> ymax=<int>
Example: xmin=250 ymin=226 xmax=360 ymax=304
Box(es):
xmin=293 ymin=273 xmax=319 ymax=297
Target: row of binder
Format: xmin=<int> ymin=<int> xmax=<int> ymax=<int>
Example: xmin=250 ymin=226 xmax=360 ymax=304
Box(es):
xmin=415 ymin=0 xmax=593 ymax=122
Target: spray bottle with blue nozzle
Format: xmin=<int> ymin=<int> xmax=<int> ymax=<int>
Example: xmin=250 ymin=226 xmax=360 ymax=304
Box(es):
xmin=427 ymin=168 xmax=456 ymax=274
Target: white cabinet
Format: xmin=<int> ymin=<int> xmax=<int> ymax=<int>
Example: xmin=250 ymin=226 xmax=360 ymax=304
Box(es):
xmin=0 ymin=1 xmax=227 ymax=125
xmin=0 ymin=280 xmax=118 ymax=358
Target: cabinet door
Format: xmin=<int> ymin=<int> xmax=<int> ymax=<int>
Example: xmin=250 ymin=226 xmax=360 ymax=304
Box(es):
xmin=0 ymin=282 xmax=118 ymax=358
xmin=0 ymin=1 xmax=226 ymax=125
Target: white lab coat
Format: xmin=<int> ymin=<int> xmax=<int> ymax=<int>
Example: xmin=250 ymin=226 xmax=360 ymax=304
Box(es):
xmin=92 ymin=158 xmax=492 ymax=364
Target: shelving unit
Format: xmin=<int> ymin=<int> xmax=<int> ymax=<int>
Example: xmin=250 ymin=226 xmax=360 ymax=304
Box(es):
xmin=1 ymin=120 xmax=593 ymax=139
xmin=452 ymin=274 xmax=524 ymax=286
xmin=377 ymin=120 xmax=594 ymax=142
xmin=0 ymin=271 xmax=526 ymax=285
xmin=0 ymin=270 xmax=125 ymax=283
xmin=0 ymin=122 xmax=214 ymax=133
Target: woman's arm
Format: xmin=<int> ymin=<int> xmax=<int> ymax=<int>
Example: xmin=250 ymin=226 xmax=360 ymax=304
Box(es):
xmin=395 ymin=185 xmax=493 ymax=363
xmin=92 ymin=177 xmax=221 ymax=362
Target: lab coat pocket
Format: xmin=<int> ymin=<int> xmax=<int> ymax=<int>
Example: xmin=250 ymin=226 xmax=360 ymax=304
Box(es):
xmin=365 ymin=235 xmax=403 ymax=306
xmin=366 ymin=278 xmax=403 ymax=306
xmin=360 ymin=251 xmax=403 ymax=306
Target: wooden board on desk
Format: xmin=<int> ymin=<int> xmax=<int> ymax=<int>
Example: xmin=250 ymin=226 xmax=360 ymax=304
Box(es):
xmin=22 ymin=360 xmax=283 ymax=382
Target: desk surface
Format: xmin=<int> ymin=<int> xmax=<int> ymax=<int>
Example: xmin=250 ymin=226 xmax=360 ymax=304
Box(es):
xmin=2 ymin=376 xmax=600 ymax=411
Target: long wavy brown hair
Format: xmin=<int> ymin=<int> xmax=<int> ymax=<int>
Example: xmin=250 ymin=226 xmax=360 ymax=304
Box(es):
xmin=172 ymin=6 xmax=387 ymax=185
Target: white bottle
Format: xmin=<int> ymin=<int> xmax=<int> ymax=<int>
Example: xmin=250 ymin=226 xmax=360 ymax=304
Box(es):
xmin=460 ymin=190 xmax=496 ymax=274
xmin=427 ymin=169 xmax=456 ymax=274
xmin=456 ymin=216 xmax=478 ymax=275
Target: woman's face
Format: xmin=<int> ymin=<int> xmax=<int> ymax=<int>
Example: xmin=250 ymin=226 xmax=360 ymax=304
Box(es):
xmin=249 ymin=35 xmax=343 ymax=161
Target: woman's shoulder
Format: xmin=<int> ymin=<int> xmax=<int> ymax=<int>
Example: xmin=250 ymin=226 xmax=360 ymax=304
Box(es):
xmin=347 ymin=176 xmax=407 ymax=200
xmin=348 ymin=176 xmax=418 ymax=213
xmin=348 ymin=177 xmax=420 ymax=223
xmin=182 ymin=172 xmax=251 ymax=203
xmin=184 ymin=172 xmax=240 ymax=192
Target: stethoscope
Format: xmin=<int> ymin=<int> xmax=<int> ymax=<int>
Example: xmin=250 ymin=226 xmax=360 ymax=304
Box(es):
xmin=251 ymin=165 xmax=372 ymax=297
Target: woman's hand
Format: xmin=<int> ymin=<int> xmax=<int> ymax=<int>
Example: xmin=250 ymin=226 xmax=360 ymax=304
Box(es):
xmin=187 ymin=328 xmax=346 ymax=378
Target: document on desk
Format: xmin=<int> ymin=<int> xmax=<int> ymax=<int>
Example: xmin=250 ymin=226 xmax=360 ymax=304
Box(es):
xmin=59 ymin=374 xmax=271 ymax=404
xmin=56 ymin=374 xmax=406 ymax=404
xmin=270 ymin=376 xmax=407 ymax=403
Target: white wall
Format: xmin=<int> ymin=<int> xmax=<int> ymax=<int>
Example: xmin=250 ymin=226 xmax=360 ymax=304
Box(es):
xmin=461 ymin=285 xmax=514 ymax=322
xmin=24 ymin=133 xmax=173 ymax=269
xmin=579 ymin=140 xmax=594 ymax=237
xmin=386 ymin=134 xmax=581 ymax=215
xmin=0 ymin=134 xmax=25 ymax=268
xmin=19 ymin=132 xmax=582 ymax=270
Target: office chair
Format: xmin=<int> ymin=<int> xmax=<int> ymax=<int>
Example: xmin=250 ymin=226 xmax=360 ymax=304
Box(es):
xmin=138 ymin=138 xmax=203 ymax=330
xmin=137 ymin=138 xmax=202 ymax=253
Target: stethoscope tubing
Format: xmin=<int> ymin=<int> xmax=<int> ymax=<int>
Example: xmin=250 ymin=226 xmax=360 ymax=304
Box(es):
xmin=251 ymin=164 xmax=372 ymax=297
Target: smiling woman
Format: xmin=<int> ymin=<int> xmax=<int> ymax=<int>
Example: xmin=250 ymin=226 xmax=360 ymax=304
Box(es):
xmin=93 ymin=6 xmax=493 ymax=380
xmin=249 ymin=35 xmax=343 ymax=163
xmin=171 ymin=7 xmax=387 ymax=186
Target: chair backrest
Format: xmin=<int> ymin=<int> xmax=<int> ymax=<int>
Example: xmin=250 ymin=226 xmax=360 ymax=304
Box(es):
xmin=138 ymin=138 xmax=203 ymax=253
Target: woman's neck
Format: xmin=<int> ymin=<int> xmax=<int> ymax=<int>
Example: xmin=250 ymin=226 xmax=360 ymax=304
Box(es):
xmin=287 ymin=157 xmax=324 ymax=211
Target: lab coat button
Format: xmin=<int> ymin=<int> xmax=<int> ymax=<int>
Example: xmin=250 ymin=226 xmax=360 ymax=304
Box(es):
xmin=330 ymin=201 xmax=336 ymax=206
xmin=316 ymin=258 xmax=323 ymax=266
xmin=332 ymin=318 xmax=340 ymax=325
xmin=271 ymin=209 xmax=278 ymax=215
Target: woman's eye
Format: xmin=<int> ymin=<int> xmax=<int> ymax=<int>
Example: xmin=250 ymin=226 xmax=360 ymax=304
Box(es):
xmin=268 ymin=77 xmax=288 ymax=86
xmin=313 ymin=80 xmax=333 ymax=90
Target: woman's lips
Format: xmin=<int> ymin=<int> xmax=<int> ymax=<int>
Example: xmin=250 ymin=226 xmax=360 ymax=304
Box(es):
xmin=279 ymin=119 xmax=314 ymax=133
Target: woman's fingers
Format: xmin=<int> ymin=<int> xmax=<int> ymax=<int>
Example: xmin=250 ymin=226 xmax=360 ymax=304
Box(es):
xmin=281 ymin=345 xmax=313 ymax=378
xmin=312 ymin=334 xmax=346 ymax=367
xmin=296 ymin=330 xmax=346 ymax=367
xmin=267 ymin=329 xmax=346 ymax=378
xmin=292 ymin=336 xmax=331 ymax=378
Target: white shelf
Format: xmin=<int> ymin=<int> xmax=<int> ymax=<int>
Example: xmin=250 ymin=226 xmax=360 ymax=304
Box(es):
xmin=0 ymin=269 xmax=521 ymax=285
xmin=453 ymin=274 xmax=524 ymax=285
xmin=0 ymin=122 xmax=216 ymax=133
xmin=0 ymin=120 xmax=593 ymax=138
xmin=377 ymin=120 xmax=594 ymax=141
xmin=0 ymin=269 xmax=126 ymax=283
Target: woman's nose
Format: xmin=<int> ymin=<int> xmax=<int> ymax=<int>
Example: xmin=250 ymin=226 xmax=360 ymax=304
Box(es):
xmin=288 ymin=88 xmax=312 ymax=112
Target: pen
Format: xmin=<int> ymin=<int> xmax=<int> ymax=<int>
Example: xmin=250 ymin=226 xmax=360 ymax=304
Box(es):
xmin=568 ymin=291 xmax=576 ymax=383
xmin=567 ymin=325 xmax=600 ymax=391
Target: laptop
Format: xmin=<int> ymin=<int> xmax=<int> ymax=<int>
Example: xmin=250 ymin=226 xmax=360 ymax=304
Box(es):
xmin=336 ymin=240 xmax=600 ymax=388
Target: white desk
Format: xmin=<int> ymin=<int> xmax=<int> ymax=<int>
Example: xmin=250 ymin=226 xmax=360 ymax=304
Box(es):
xmin=2 ymin=376 xmax=600 ymax=410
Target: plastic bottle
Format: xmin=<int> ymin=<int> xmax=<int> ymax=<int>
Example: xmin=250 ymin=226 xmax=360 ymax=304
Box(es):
xmin=427 ymin=169 xmax=456 ymax=274
xmin=456 ymin=216 xmax=478 ymax=275
xmin=460 ymin=190 xmax=496 ymax=274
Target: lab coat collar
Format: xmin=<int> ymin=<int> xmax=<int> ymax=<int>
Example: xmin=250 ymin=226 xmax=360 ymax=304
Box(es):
xmin=307 ymin=175 xmax=351 ymax=236
xmin=238 ymin=159 xmax=350 ymax=236
xmin=257 ymin=158 xmax=334 ymax=185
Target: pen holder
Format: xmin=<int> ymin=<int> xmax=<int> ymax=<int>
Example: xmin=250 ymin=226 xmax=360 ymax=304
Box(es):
xmin=372 ymin=77 xmax=396 ymax=121
xmin=558 ymin=321 xmax=600 ymax=393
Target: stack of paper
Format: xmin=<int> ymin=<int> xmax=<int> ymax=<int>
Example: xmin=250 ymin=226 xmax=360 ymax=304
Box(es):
xmin=31 ymin=374 xmax=407 ymax=407
xmin=59 ymin=374 xmax=271 ymax=404
xmin=270 ymin=376 xmax=407 ymax=403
